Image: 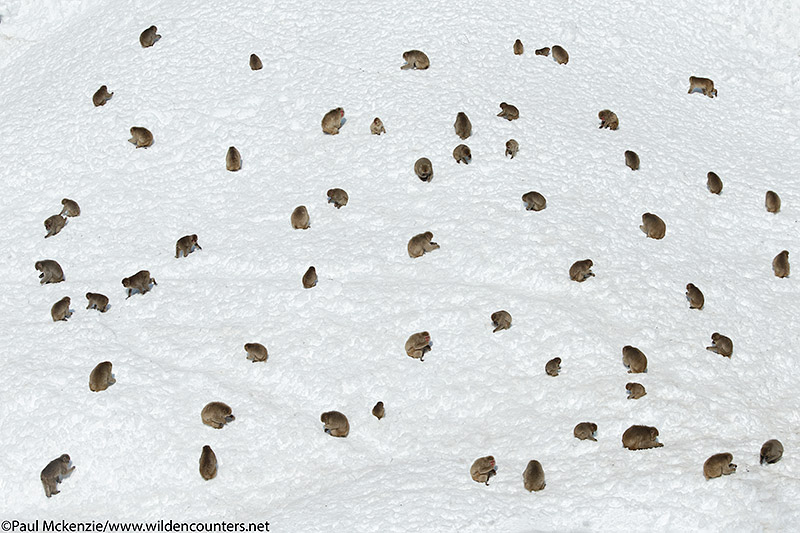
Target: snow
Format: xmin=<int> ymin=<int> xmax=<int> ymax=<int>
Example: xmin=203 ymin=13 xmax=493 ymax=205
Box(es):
xmin=1 ymin=0 xmax=799 ymax=530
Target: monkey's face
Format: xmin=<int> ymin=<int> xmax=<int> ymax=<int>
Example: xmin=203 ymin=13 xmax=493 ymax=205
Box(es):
xmin=60 ymin=454 xmax=70 ymax=463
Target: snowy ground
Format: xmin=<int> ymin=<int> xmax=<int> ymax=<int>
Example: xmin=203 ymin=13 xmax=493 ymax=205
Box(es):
xmin=1 ymin=0 xmax=799 ymax=530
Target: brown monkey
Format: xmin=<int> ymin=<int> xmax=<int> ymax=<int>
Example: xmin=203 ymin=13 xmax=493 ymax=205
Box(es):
xmin=454 ymin=112 xmax=472 ymax=139
xmin=44 ymin=214 xmax=66 ymax=238
xmin=522 ymin=191 xmax=546 ymax=211
xmin=688 ymin=76 xmax=717 ymax=98
xmin=139 ymin=25 xmax=161 ymax=48
xmin=574 ymin=422 xmax=598 ymax=441
xmin=707 ymin=172 xmax=723 ymax=194
xmin=291 ymin=206 xmax=310 ymax=229
xmin=706 ymin=333 xmax=733 ymax=358
xmin=491 ymin=310 xmax=512 ymax=332
xmin=51 ymin=297 xmax=72 ymax=322
xmin=773 ymin=250 xmax=790 ymax=278
xmin=622 ymin=425 xmax=663 ymax=450
xmin=226 ymin=146 xmax=241 ymax=171
xmin=244 ymin=342 xmax=268 ymax=363
xmin=453 ymin=144 xmax=472 ymax=164
xmin=622 ymin=345 xmax=648 ymax=373
xmin=497 ymin=102 xmax=519 ymax=121
xmin=321 ymin=107 xmax=345 ymax=135
xmin=551 ymin=45 xmax=568 ymax=64
xmin=199 ymin=445 xmax=217 ymax=480
xmin=513 ymin=39 xmax=524 ymax=55
xmin=545 ymin=357 xmax=561 ymax=377
xmin=414 ymin=158 xmax=433 ymax=182
xmin=686 ymin=283 xmax=704 ymax=310
xmin=405 ymin=331 xmax=431 ymax=361
xmin=85 ymin=292 xmax=109 ymax=312
xmin=40 ymin=454 xmax=75 ymax=498
xmin=470 ymin=456 xmax=496 ymax=485
xmin=60 ymin=198 xmax=80 ymax=217
xmin=569 ymin=260 xmax=595 ymax=282
xmin=400 ymin=50 xmax=430 ymax=70
xmin=598 ymin=109 xmax=619 ymax=130
xmin=320 ymin=411 xmax=349 ymax=437
xmin=201 ymin=402 xmax=235 ymax=429
xmin=89 ymin=361 xmax=115 ymax=392
xmin=302 ymin=266 xmax=317 ymax=288
xmin=370 ymin=118 xmax=386 ymax=135
xmin=372 ymin=401 xmax=385 ymax=420
xmin=765 ymin=191 xmax=781 ymax=213
xmin=760 ymin=439 xmax=783 ymax=465
xmin=35 ymin=260 xmax=64 ymax=284
xmin=249 ymin=54 xmax=263 ymax=70
xmin=175 ymin=234 xmax=202 ymax=258
xmin=128 ymin=127 xmax=153 ymax=148
xmin=704 ymin=453 xmax=736 ymax=480
xmin=625 ymin=150 xmax=640 ymax=170
xmin=522 ymin=460 xmax=545 ymax=492
xmin=407 ymin=232 xmax=440 ymax=258
xmin=640 ymin=213 xmax=666 ymax=239
xmin=327 ymin=188 xmax=348 ymax=208
xmin=92 ymin=85 xmax=113 ymax=107
xmin=535 ymin=47 xmax=550 ymax=56
xmin=505 ymin=139 xmax=519 ymax=159
xmin=626 ymin=382 xmax=646 ymax=399
xmin=121 ymin=270 xmax=157 ymax=298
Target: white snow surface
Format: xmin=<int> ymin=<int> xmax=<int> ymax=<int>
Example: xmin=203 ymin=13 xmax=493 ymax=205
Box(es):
xmin=1 ymin=0 xmax=800 ymax=530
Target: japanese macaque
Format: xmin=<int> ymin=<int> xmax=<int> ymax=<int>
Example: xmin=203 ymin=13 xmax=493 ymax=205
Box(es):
xmin=773 ymin=250 xmax=790 ymax=278
xmin=491 ymin=310 xmax=512 ymax=332
xmin=522 ymin=460 xmax=545 ymax=491
xmin=60 ymin=198 xmax=80 ymax=217
xmin=408 ymin=232 xmax=440 ymax=258
xmin=626 ymin=382 xmax=646 ymax=399
xmin=598 ymin=109 xmax=619 ymax=130
xmin=505 ymin=139 xmax=519 ymax=159
xmin=128 ymin=127 xmax=153 ymax=148
xmin=414 ymin=158 xmax=433 ymax=182
xmin=535 ymin=47 xmax=550 ymax=56
xmin=622 ymin=345 xmax=648 ymax=373
xmin=175 ymin=234 xmax=202 ymax=258
xmin=625 ymin=150 xmax=639 ymax=170
xmin=51 ymin=297 xmax=72 ymax=322
xmin=453 ymin=144 xmax=472 ymax=164
xmin=86 ymin=292 xmax=109 ymax=312
xmin=92 ymin=85 xmax=113 ymax=107
xmin=454 ymin=112 xmax=472 ymax=139
xmin=139 ymin=25 xmax=161 ymax=48
xmin=400 ymin=50 xmax=430 ymax=70
xmin=226 ymin=146 xmax=241 ymax=171
xmin=327 ymin=188 xmax=348 ymax=208
xmin=44 ymin=214 xmax=66 ymax=238
xmin=249 ymin=54 xmax=262 ymax=70
xmin=513 ymin=39 xmax=524 ymax=55
xmin=320 ymin=411 xmax=349 ymax=437
xmin=706 ymin=333 xmax=733 ymax=358
xmin=89 ymin=361 xmax=115 ymax=392
xmin=370 ymin=118 xmax=386 ymax=135
xmin=760 ymin=439 xmax=784 ymax=465
xmin=291 ymin=206 xmax=310 ymax=229
xmin=321 ymin=107 xmax=345 ymax=135
xmin=551 ymin=45 xmax=568 ymax=64
xmin=199 ymin=445 xmax=217 ymax=480
xmin=40 ymin=454 xmax=75 ymax=498
xmin=640 ymin=213 xmax=666 ymax=239
xmin=522 ymin=191 xmax=546 ymax=211
xmin=545 ymin=357 xmax=561 ymax=377
xmin=497 ymin=102 xmax=519 ymax=121
xmin=405 ymin=331 xmax=431 ymax=361
xmin=704 ymin=453 xmax=736 ymax=480
xmin=688 ymin=76 xmax=717 ymax=98
xmin=201 ymin=402 xmax=235 ymax=429
xmin=121 ymin=270 xmax=157 ymax=298
xmin=686 ymin=283 xmax=704 ymax=310
xmin=569 ymin=260 xmax=595 ymax=282
xmin=470 ymin=456 xmax=497 ymax=485
xmin=574 ymin=422 xmax=598 ymax=441
xmin=622 ymin=425 xmax=663 ymax=450
xmin=372 ymin=401 xmax=385 ymax=420
xmin=707 ymin=172 xmax=723 ymax=194
xmin=244 ymin=342 xmax=268 ymax=363
xmin=35 ymin=260 xmax=64 ymax=284
xmin=302 ymin=266 xmax=317 ymax=288
xmin=765 ymin=191 xmax=781 ymax=213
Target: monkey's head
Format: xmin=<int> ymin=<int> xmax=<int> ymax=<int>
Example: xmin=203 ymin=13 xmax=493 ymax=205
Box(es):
xmin=372 ymin=118 xmax=380 ymax=125
xmin=191 ymin=234 xmax=199 ymax=243
xmin=585 ymin=260 xmax=593 ymax=267
xmin=423 ymin=231 xmax=433 ymax=240
xmin=59 ymin=454 xmax=71 ymax=464
xmin=649 ymin=428 xmax=659 ymax=439
xmin=421 ymin=331 xmax=430 ymax=343
xmin=63 ymin=297 xmax=71 ymax=305
xmin=553 ymin=357 xmax=561 ymax=365
xmin=486 ymin=456 xmax=496 ymax=467
xmin=202 ymin=445 xmax=212 ymax=453
xmin=780 ymin=250 xmax=789 ymax=258
xmin=590 ymin=423 xmax=598 ymax=432
xmin=711 ymin=332 xmax=721 ymax=342
xmin=335 ymin=107 xmax=344 ymax=118
xmin=121 ymin=277 xmax=132 ymax=288
xmin=149 ymin=25 xmax=157 ymax=32
xmin=686 ymin=283 xmax=694 ymax=290
xmin=625 ymin=383 xmax=634 ymax=391
xmin=35 ymin=261 xmax=43 ymax=271
xmin=61 ymin=198 xmax=69 ymax=205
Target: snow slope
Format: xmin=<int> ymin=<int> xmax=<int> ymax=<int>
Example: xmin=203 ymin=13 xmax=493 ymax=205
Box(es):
xmin=1 ymin=0 xmax=799 ymax=530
